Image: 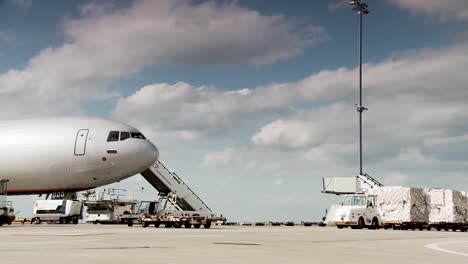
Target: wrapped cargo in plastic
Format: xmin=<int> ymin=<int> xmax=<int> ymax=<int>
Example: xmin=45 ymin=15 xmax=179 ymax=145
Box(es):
xmin=425 ymin=188 xmax=468 ymax=224
xmin=368 ymin=186 xmax=429 ymax=223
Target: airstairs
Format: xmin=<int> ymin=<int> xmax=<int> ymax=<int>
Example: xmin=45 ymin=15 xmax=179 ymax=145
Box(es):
xmin=322 ymin=174 xmax=383 ymax=195
xmin=357 ymin=173 xmax=383 ymax=188
xmin=140 ymin=160 xmax=212 ymax=212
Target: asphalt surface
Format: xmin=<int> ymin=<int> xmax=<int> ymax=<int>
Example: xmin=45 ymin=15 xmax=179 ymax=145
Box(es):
xmin=0 ymin=224 xmax=467 ymax=263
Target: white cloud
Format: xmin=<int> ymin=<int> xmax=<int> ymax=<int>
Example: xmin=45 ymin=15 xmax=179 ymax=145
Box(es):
xmin=381 ymin=172 xmax=409 ymax=186
xmin=424 ymin=134 xmax=468 ymax=146
xmin=0 ymin=0 xmax=325 ymax=119
xmin=391 ymin=147 xmax=433 ymax=165
xmin=251 ymin=119 xmax=312 ymax=148
xmin=302 ymin=143 xmax=356 ymax=163
xmin=114 ymin=43 xmax=468 ymax=175
xmin=251 ymin=103 xmax=354 ymax=148
xmin=390 ymin=0 xmax=468 ymax=22
xmin=203 ymin=148 xmax=236 ymax=166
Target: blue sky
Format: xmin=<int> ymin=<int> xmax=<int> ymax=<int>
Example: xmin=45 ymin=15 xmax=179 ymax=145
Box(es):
xmin=4 ymin=0 xmax=468 ymax=221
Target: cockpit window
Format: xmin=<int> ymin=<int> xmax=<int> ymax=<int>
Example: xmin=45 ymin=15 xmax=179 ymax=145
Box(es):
xmin=130 ymin=132 xmax=146 ymax=139
xmin=107 ymin=131 xmax=119 ymax=142
xmin=120 ymin=132 xmax=130 ymax=141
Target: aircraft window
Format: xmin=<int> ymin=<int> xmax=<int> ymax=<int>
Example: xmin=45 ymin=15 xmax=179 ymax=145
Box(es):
xmin=107 ymin=131 xmax=119 ymax=142
xmin=120 ymin=132 xmax=130 ymax=141
xmin=130 ymin=132 xmax=146 ymax=139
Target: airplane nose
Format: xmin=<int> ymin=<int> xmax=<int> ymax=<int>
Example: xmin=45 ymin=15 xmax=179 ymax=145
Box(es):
xmin=149 ymin=141 xmax=159 ymax=162
xmin=148 ymin=141 xmax=159 ymax=165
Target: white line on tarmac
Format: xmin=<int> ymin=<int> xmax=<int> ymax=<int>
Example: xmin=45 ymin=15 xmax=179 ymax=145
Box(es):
xmin=425 ymin=241 xmax=468 ymax=257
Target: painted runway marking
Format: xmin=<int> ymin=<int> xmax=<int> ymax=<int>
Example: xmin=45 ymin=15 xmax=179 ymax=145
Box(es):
xmin=11 ymin=233 xmax=116 ymax=237
xmin=425 ymin=241 xmax=468 ymax=257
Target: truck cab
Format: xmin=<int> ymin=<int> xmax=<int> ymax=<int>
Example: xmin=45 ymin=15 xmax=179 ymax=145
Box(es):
xmin=0 ymin=180 xmax=15 ymax=226
xmin=333 ymin=194 xmax=381 ymax=229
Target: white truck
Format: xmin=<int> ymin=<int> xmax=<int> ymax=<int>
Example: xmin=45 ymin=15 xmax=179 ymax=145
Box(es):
xmin=332 ymin=194 xmax=381 ymax=229
xmin=85 ymin=199 xmax=138 ymax=224
xmin=31 ymin=199 xmax=83 ymax=224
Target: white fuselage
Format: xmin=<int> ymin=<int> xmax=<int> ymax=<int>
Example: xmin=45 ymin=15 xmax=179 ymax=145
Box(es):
xmin=0 ymin=117 xmax=159 ymax=194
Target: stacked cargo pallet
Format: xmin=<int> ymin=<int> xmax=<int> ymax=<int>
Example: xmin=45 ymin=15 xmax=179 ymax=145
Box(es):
xmin=425 ymin=188 xmax=468 ymax=225
xmin=368 ymin=186 xmax=429 ymax=225
xmin=367 ymin=186 xmax=468 ymax=231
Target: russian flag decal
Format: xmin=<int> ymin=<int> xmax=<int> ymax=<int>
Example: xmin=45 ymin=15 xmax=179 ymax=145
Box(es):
xmin=107 ymin=149 xmax=118 ymax=154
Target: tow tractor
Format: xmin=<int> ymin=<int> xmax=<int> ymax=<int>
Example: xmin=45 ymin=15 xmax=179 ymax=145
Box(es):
xmin=332 ymin=194 xmax=381 ymax=229
xmin=0 ymin=180 xmax=15 ymax=226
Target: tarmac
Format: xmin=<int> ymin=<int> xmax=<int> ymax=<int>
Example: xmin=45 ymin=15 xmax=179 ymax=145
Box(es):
xmin=0 ymin=224 xmax=467 ymax=264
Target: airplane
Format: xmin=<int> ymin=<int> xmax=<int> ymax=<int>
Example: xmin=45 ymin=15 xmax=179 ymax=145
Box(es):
xmin=0 ymin=117 xmax=159 ymax=195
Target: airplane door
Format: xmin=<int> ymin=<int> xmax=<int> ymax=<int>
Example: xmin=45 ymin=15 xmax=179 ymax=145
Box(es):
xmin=74 ymin=129 xmax=89 ymax=155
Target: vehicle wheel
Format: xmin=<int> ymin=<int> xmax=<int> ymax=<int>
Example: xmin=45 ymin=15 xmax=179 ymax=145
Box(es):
xmin=165 ymin=222 xmax=173 ymax=228
xmin=72 ymin=218 xmax=79 ymax=225
xmin=154 ymin=221 xmax=160 ymax=228
xmin=461 ymin=227 xmax=467 ymax=232
xmin=0 ymin=222 xmax=3 ymax=227
xmin=193 ymin=223 xmax=201 ymax=229
xmin=436 ymin=227 xmax=441 ymax=231
xmin=35 ymin=218 xmax=41 ymax=224
xmin=127 ymin=220 xmax=134 ymax=227
xmin=444 ymin=226 xmax=449 ymax=231
xmin=357 ymin=217 xmax=365 ymax=229
xmin=451 ymin=228 xmax=458 ymax=232
xmin=426 ymin=226 xmax=432 ymax=231
xmin=204 ymin=221 xmax=211 ymax=229
xmin=173 ymin=222 xmax=181 ymax=228
xmin=370 ymin=218 xmax=379 ymax=230
xmin=337 ymin=225 xmax=344 ymax=229
xmin=185 ymin=223 xmax=192 ymax=228
xmin=142 ymin=221 xmax=149 ymax=228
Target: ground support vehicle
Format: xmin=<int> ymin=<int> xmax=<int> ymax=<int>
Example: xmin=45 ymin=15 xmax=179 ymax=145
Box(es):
xmin=31 ymin=199 xmax=83 ymax=224
xmin=139 ymin=209 xmax=216 ymax=229
xmin=122 ymin=198 xmax=225 ymax=229
xmin=0 ymin=201 xmax=15 ymax=226
xmin=85 ymin=199 xmax=138 ymax=224
xmin=332 ymin=194 xmax=381 ymax=230
xmin=0 ymin=180 xmax=15 ymax=226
